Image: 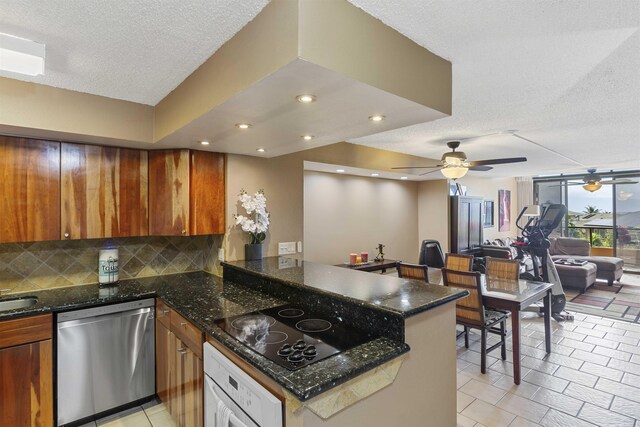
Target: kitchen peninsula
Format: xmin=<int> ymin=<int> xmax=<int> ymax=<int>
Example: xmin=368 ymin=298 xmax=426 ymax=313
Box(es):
xmin=1 ymin=258 xmax=466 ymax=426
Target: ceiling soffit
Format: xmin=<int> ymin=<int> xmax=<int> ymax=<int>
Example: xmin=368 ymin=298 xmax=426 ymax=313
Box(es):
xmin=153 ymin=0 xmax=452 ymax=155
xmin=0 ymin=0 xmax=451 ymax=158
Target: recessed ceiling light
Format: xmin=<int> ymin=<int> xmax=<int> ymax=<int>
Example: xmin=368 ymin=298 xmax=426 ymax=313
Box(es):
xmin=336 ymin=169 xmax=345 ymax=173
xmin=302 ymin=135 xmax=314 ymax=141
xmin=199 ymin=140 xmax=210 ymax=146
xmin=371 ymin=173 xmax=380 ymax=177
xmin=256 ymin=148 xmax=265 ymax=152
xmin=296 ymin=94 xmax=316 ymax=103
xmin=236 ymin=123 xmax=251 ymax=129
xmin=400 ymin=176 xmax=408 ymax=180
xmin=368 ymin=115 xmax=385 ymax=122
xmin=0 ymin=33 xmax=45 ymax=76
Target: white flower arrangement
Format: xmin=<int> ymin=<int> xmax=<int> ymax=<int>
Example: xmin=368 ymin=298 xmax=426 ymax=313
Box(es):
xmin=234 ymin=189 xmax=270 ymax=244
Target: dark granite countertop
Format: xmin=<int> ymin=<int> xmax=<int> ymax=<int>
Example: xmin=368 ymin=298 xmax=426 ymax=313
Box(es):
xmin=0 ymin=271 xmax=408 ymax=401
xmin=223 ymin=257 xmax=468 ymax=317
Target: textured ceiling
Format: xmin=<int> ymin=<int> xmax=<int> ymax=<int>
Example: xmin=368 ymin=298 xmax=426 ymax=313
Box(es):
xmin=348 ymin=0 xmax=640 ymax=177
xmin=0 ymin=0 xmax=269 ymax=105
xmin=1 ymin=0 xmax=639 ymax=178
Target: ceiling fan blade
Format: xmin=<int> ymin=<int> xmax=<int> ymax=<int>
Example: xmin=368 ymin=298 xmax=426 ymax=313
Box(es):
xmin=468 ymin=165 xmax=493 ymax=172
xmin=550 ymin=182 xmax=584 ymax=187
xmin=391 ymin=164 xmax=443 ymax=170
xmin=419 ymin=168 xmax=444 ymax=176
xmin=601 ymin=179 xmax=639 ymax=185
xmin=466 ymin=157 xmax=527 ymax=167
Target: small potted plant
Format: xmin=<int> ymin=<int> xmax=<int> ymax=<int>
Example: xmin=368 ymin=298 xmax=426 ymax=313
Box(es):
xmin=234 ymin=189 xmax=270 ymax=260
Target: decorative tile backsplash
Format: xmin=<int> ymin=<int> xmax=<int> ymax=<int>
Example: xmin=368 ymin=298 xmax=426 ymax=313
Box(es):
xmin=0 ymin=235 xmax=223 ymax=294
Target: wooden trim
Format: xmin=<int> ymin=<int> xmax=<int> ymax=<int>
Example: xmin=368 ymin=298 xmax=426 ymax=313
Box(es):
xmin=0 ymin=314 xmax=52 ymax=349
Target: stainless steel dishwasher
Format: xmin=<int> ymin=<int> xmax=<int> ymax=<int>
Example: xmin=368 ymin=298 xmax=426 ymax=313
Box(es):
xmin=57 ymin=298 xmax=155 ymax=425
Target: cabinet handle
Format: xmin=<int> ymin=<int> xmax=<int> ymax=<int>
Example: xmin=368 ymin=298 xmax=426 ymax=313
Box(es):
xmin=180 ymin=322 xmax=187 ymax=328
xmin=162 ymin=309 xmax=170 ymax=315
xmin=64 ymin=233 xmax=70 ymax=238
xmin=181 ymin=229 xmax=186 ymax=235
xmin=177 ymin=347 xmax=188 ymax=356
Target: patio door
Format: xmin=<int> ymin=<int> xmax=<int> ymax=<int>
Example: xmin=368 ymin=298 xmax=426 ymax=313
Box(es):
xmin=614 ymin=180 xmax=640 ymax=273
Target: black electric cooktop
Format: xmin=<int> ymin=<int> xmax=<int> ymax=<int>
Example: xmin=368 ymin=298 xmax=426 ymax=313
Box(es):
xmin=216 ymin=304 xmax=376 ymax=371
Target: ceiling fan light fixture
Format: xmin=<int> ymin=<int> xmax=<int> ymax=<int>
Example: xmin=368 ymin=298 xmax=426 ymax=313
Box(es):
xmin=441 ymin=165 xmax=468 ymax=180
xmin=443 ymin=155 xmax=464 ymax=166
xmin=583 ymin=181 xmax=602 ymax=192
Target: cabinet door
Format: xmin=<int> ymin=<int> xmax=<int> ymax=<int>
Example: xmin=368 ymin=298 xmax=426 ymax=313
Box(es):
xmin=0 ymin=339 xmax=53 ymax=427
xmin=170 ymin=334 xmax=204 ymax=427
xmin=190 ymin=151 xmax=225 ymax=235
xmin=149 ymin=150 xmax=190 ymax=236
xmin=0 ymin=136 xmax=60 ymax=243
xmin=61 ymin=143 xmax=149 ymax=239
xmin=156 ymin=322 xmax=171 ymax=405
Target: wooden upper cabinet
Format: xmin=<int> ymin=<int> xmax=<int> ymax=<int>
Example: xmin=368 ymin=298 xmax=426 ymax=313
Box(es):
xmin=0 ymin=136 xmax=60 ymax=243
xmin=149 ymin=150 xmax=190 ymax=235
xmin=150 ymin=150 xmax=224 ymax=236
xmin=190 ymin=150 xmax=225 ymax=235
xmin=61 ymin=143 xmax=149 ymax=239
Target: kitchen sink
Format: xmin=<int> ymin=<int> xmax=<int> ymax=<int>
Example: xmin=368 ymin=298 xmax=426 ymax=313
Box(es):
xmin=0 ymin=296 xmax=38 ymax=311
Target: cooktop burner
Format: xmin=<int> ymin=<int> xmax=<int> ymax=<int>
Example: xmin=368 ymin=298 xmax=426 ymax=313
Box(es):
xmin=216 ymin=304 xmax=375 ymax=371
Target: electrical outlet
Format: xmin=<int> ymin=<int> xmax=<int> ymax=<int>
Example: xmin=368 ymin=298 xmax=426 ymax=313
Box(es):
xmin=218 ymin=248 xmax=225 ymax=261
xmin=278 ymin=242 xmax=297 ymax=255
xmin=297 ymin=241 xmax=303 ymax=253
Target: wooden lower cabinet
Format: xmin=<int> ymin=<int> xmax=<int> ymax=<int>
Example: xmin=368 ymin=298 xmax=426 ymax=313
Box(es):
xmin=156 ymin=302 xmax=203 ymax=427
xmin=0 ymin=315 xmax=53 ymax=427
xmin=156 ymin=321 xmax=172 ymax=405
xmin=171 ymin=333 xmax=204 ymax=427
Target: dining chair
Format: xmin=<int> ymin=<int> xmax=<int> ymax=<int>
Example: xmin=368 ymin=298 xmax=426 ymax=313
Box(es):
xmin=485 ymin=256 xmax=520 ymax=281
xmin=445 ymin=253 xmax=474 ymax=272
xmin=396 ymin=262 xmax=429 ymax=283
xmin=442 ymin=268 xmax=509 ymax=373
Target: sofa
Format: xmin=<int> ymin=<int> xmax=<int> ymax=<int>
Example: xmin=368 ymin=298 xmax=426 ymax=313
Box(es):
xmin=480 ymin=238 xmax=534 ymax=274
xmin=550 ymin=237 xmax=624 ymax=286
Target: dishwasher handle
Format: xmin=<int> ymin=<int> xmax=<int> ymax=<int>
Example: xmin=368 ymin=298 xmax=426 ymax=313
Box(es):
xmin=57 ymin=298 xmax=155 ymax=322
xmin=58 ymin=307 xmax=152 ymax=329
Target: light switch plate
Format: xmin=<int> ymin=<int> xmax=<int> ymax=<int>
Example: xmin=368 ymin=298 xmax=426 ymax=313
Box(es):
xmin=297 ymin=241 xmax=303 ymax=253
xmin=218 ymin=248 xmax=225 ymax=261
xmin=278 ymin=242 xmax=297 ymax=255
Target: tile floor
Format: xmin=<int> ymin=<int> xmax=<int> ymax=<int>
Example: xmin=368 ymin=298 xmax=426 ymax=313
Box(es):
xmin=457 ymin=308 xmax=640 ymax=426
xmin=79 ymin=399 xmax=176 ymax=427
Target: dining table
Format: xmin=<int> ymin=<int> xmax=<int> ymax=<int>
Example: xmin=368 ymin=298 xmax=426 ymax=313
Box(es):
xmin=336 ymin=258 xmax=399 ymax=274
xmin=426 ymin=268 xmax=553 ymax=385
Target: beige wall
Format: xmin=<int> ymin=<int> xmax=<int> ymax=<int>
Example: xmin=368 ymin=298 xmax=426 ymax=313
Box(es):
xmin=456 ymin=175 xmax=520 ymax=241
xmin=303 ymin=171 xmax=419 ymax=265
xmin=223 ymin=147 xmax=520 ymax=265
xmin=418 ymin=179 xmax=451 ymax=252
xmin=225 ymin=153 xmax=304 ymax=262
xmin=223 ymin=143 xmax=442 ymax=264
xmin=0 ymin=77 xmax=154 ymax=145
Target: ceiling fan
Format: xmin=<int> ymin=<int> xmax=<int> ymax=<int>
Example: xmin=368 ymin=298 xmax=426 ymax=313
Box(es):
xmin=567 ymin=169 xmax=638 ymax=192
xmin=392 ymin=141 xmax=527 ymax=179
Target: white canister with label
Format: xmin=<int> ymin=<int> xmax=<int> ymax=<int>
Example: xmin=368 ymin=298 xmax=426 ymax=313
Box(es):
xmin=99 ymin=248 xmax=119 ymax=284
